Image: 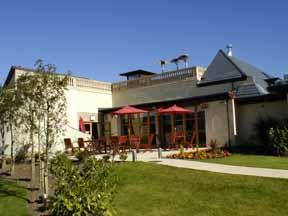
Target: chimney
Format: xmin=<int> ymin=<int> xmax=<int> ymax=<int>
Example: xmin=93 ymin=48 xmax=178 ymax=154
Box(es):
xmin=226 ymin=44 xmax=233 ymax=57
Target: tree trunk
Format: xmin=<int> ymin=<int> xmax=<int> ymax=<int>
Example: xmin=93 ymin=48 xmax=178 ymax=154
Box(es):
xmin=9 ymin=122 xmax=15 ymax=175
xmin=0 ymin=127 xmax=6 ymax=172
xmin=38 ymin=117 xmax=43 ymax=193
xmin=30 ymin=111 xmax=35 ymax=189
xmin=43 ymin=108 xmax=50 ymax=203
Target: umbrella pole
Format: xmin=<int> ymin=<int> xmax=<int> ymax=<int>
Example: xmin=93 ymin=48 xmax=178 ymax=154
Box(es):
xmin=128 ymin=114 xmax=131 ymax=147
xmin=195 ymin=104 xmax=199 ymax=148
xmin=183 ymin=113 xmax=186 ymax=144
xmin=171 ymin=114 xmax=175 ymax=149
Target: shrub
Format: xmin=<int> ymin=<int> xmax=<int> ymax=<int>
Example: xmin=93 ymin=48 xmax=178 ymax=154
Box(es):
xmin=102 ymin=155 xmax=110 ymax=162
xmin=269 ymin=127 xmax=288 ymax=156
xmin=253 ymin=116 xmax=288 ymax=155
xmin=75 ymin=150 xmax=89 ymax=162
xmin=50 ymin=153 xmax=115 ymax=216
xmin=15 ymin=144 xmax=30 ymax=163
xmin=119 ymin=153 xmax=128 ymax=162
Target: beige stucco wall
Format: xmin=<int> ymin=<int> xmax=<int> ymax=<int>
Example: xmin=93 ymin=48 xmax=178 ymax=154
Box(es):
xmin=112 ymin=77 xmax=254 ymax=107
xmin=204 ymin=100 xmax=230 ymax=147
xmin=1 ymin=69 xmax=113 ymax=154
xmin=237 ymin=100 xmax=288 ymax=143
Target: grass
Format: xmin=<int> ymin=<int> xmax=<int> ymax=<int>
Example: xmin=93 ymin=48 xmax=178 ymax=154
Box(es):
xmin=0 ymin=178 xmax=30 ymax=216
xmin=114 ymin=162 xmax=288 ymax=216
xmin=201 ymin=154 xmax=288 ymax=170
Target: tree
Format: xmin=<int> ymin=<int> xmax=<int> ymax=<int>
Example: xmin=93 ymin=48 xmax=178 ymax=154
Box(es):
xmin=17 ymin=73 xmax=42 ymax=187
xmin=0 ymin=86 xmax=22 ymax=175
xmin=0 ymin=85 xmax=7 ymax=171
xmin=32 ymin=60 xmax=68 ymax=201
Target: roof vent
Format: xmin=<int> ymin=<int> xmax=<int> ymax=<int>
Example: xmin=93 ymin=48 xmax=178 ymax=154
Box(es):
xmin=226 ymin=44 xmax=233 ymax=57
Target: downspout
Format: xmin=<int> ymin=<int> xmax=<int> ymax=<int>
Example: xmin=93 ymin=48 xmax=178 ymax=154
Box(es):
xmin=226 ymin=98 xmax=231 ymax=148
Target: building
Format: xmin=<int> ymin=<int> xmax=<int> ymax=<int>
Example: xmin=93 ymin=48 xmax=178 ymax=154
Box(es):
xmin=1 ymin=47 xmax=288 ymax=152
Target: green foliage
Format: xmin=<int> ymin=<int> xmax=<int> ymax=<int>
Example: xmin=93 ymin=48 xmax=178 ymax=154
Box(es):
xmin=102 ymin=155 xmax=110 ymax=162
xmin=269 ymin=127 xmax=288 ymax=156
xmin=15 ymin=144 xmax=31 ymax=163
xmin=179 ymin=144 xmax=184 ymax=155
xmin=119 ymin=153 xmax=128 ymax=162
xmin=75 ymin=150 xmax=90 ymax=162
xmin=253 ymin=116 xmax=288 ymax=155
xmin=50 ymin=153 xmax=116 ymax=216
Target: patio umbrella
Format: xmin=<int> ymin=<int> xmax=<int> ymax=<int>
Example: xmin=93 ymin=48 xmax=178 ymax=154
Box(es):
xmin=159 ymin=104 xmax=193 ymax=145
xmin=112 ymin=105 xmax=148 ymax=115
xmin=111 ymin=106 xmax=148 ymax=145
xmin=79 ymin=117 xmax=86 ymax=133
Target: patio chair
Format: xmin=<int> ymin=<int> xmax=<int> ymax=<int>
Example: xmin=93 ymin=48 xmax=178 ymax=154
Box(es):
xmin=141 ymin=134 xmax=154 ymax=152
xmin=77 ymin=138 xmax=87 ymax=152
xmin=185 ymin=131 xmax=195 ymax=149
xmin=64 ymin=138 xmax=77 ymax=154
xmin=96 ymin=136 xmax=107 ymax=153
xmin=110 ymin=136 xmax=120 ymax=155
xmin=118 ymin=135 xmax=128 ymax=153
xmin=130 ymin=135 xmax=141 ymax=152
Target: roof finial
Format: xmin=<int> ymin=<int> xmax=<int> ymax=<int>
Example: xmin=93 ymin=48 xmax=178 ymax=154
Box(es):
xmin=226 ymin=44 xmax=233 ymax=57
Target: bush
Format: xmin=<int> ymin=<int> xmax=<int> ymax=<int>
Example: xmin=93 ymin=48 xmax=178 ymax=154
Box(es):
xmin=269 ymin=127 xmax=288 ymax=156
xmin=119 ymin=153 xmax=128 ymax=162
xmin=50 ymin=153 xmax=116 ymax=216
xmin=253 ymin=117 xmax=288 ymax=155
xmin=75 ymin=150 xmax=89 ymax=162
xmin=15 ymin=144 xmax=30 ymax=163
xmin=102 ymin=155 xmax=110 ymax=162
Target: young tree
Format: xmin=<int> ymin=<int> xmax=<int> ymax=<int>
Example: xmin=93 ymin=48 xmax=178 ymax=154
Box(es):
xmin=17 ymin=73 xmax=41 ymax=187
xmin=33 ymin=60 xmax=68 ymax=201
xmin=0 ymin=87 xmax=22 ymax=175
xmin=0 ymin=86 xmax=7 ymax=171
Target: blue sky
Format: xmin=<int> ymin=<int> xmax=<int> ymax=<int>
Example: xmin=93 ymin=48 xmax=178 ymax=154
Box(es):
xmin=0 ymin=0 xmax=287 ymax=84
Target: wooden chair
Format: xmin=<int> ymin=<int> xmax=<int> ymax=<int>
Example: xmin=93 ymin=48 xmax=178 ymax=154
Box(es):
xmin=130 ymin=135 xmax=141 ymax=152
xmin=141 ymin=134 xmax=154 ymax=152
xmin=77 ymin=138 xmax=87 ymax=152
xmin=96 ymin=136 xmax=107 ymax=153
xmin=64 ymin=138 xmax=77 ymax=154
xmin=185 ymin=131 xmax=196 ymax=149
xmin=118 ymin=136 xmax=128 ymax=153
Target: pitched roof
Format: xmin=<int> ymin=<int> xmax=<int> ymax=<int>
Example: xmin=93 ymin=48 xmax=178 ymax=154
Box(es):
xmin=198 ymin=50 xmax=272 ymax=87
xmin=236 ymin=83 xmax=268 ymax=98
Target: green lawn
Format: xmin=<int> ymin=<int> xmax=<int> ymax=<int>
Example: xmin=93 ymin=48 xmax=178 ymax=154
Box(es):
xmin=114 ymin=162 xmax=288 ymax=216
xmin=0 ymin=178 xmax=30 ymax=216
xmin=201 ymin=154 xmax=288 ymax=170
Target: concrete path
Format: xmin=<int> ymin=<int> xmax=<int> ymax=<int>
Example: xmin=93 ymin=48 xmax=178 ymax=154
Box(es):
xmin=156 ymin=158 xmax=288 ymax=179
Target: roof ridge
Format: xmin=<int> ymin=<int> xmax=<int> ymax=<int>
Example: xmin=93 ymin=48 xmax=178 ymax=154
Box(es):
xmin=219 ymin=49 xmax=247 ymax=78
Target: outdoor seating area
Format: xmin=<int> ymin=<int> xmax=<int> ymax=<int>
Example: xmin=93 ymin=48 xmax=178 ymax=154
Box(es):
xmin=65 ymin=104 xmax=203 ymax=157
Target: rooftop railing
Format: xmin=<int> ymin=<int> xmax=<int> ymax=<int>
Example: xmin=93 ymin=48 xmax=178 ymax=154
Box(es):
xmin=67 ymin=76 xmax=112 ymax=91
xmin=112 ymin=67 xmax=205 ymax=92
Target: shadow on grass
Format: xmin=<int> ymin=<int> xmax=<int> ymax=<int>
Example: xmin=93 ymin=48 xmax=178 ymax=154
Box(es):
xmin=0 ymin=179 xmax=29 ymax=203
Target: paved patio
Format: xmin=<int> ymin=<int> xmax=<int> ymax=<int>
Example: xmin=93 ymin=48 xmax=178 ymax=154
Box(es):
xmin=157 ymin=158 xmax=288 ymax=179
xmin=88 ymin=149 xmax=288 ymax=179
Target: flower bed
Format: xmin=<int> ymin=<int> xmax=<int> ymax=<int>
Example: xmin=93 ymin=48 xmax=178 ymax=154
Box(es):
xmin=166 ymin=149 xmax=231 ymax=160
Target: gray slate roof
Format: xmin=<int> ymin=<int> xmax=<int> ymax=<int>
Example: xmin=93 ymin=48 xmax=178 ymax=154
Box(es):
xmin=199 ymin=50 xmax=272 ymax=86
xmin=198 ymin=49 xmax=272 ymax=98
xmin=236 ymin=83 xmax=268 ymax=98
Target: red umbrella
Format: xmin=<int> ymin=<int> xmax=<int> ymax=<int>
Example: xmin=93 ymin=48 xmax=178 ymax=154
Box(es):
xmin=112 ymin=105 xmax=148 ymax=115
xmin=159 ymin=104 xmax=192 ymax=114
xmin=111 ymin=106 xmax=148 ymax=146
xmin=159 ymin=104 xmax=193 ymax=146
xmin=79 ymin=117 xmax=86 ymax=133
